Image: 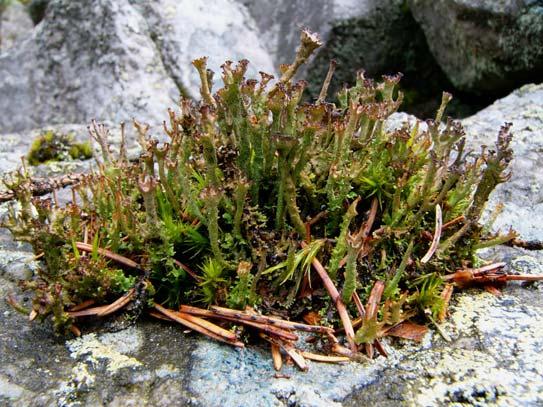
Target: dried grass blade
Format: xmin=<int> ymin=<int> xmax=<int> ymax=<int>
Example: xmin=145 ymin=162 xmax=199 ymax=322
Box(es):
xmin=421 ymin=204 xmax=442 ymax=264
xmin=68 ymin=305 xmax=109 ymax=318
xmin=97 ymin=289 xmax=135 ymax=317
xmin=68 ymin=299 xmax=96 ymax=312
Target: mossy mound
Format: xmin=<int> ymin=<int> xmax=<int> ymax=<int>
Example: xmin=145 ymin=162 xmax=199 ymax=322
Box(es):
xmin=27 ymin=130 xmax=92 ymax=166
xmin=1 ymin=31 xmax=517 ymax=360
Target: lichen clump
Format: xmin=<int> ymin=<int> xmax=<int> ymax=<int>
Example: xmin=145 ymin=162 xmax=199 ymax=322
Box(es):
xmin=27 ymin=130 xmax=93 ymax=166
xmin=2 ymin=31 xmax=515 ymax=357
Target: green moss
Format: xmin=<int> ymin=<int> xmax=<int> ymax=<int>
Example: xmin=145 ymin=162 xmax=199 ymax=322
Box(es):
xmin=27 ymin=130 xmax=92 ymax=166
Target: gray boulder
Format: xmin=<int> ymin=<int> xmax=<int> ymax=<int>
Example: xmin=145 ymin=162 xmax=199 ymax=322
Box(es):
xmin=409 ymin=0 xmax=543 ymax=95
xmin=0 ymin=0 xmax=179 ymax=133
xmin=239 ymin=0 xmax=367 ymax=67
xmin=0 ymin=1 xmax=34 ymax=52
xmin=0 ymin=0 xmax=278 ymax=134
xmin=132 ymin=0 xmax=276 ymax=98
xmin=241 ymin=1 xmax=427 ymax=92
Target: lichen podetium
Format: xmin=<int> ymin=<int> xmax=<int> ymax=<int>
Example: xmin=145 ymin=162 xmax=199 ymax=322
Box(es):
xmin=2 ymin=30 xmax=530 ymax=368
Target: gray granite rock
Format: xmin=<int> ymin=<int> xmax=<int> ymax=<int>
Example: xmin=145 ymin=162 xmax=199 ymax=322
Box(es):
xmin=132 ymin=0 xmax=276 ymax=98
xmin=241 ymin=0 xmax=427 ymax=96
xmin=409 ymin=0 xmax=543 ymax=95
xmin=0 ymin=1 xmax=33 ymax=52
xmin=0 ymin=0 xmax=180 ymax=133
xmin=302 ymin=0 xmax=445 ymax=116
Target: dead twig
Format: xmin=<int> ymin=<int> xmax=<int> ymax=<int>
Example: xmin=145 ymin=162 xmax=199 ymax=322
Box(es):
xmin=300 ymin=351 xmax=349 ymax=364
xmin=97 ymin=289 xmax=135 ymax=317
xmin=154 ymin=303 xmax=244 ymax=348
xmin=209 ymin=305 xmax=333 ymax=334
xmin=442 ymin=215 xmax=465 ymax=230
xmin=301 ymin=242 xmax=357 ymax=352
xmin=0 ymin=173 xmax=86 ymax=203
xmin=271 ymin=344 xmax=283 ymax=371
xmin=172 ymin=259 xmax=202 ymax=282
xmin=260 ymin=333 xmax=308 ymax=371
xmin=68 ymin=299 xmax=96 ymax=312
xmin=438 ymin=284 xmax=453 ymax=322
xmin=75 ymin=242 xmax=140 ymax=269
xmin=180 ymin=304 xmax=298 ymax=341
xmin=67 ymin=305 xmax=108 ymax=318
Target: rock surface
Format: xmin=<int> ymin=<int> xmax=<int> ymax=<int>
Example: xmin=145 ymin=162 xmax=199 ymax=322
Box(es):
xmin=409 ymin=0 xmax=543 ymax=95
xmin=0 ymin=2 xmax=34 ymax=52
xmin=0 ymin=0 xmax=179 ymax=133
xmin=1 ymin=84 xmax=543 ymax=405
xmin=133 ymin=0 xmax=276 ymax=98
xmin=239 ymin=0 xmax=369 ymax=67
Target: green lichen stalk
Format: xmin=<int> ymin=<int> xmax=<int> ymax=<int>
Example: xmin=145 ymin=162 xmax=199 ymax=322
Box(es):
xmin=2 ymin=30 xmax=514 ymax=348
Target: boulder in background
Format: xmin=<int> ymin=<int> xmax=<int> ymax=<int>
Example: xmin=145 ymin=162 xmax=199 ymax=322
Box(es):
xmin=409 ymin=0 xmax=543 ymax=95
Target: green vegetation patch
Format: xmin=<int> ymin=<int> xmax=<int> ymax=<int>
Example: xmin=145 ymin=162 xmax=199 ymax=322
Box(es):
xmin=2 ymin=31 xmax=533 ymax=368
xmin=27 ymin=130 xmax=93 ymax=166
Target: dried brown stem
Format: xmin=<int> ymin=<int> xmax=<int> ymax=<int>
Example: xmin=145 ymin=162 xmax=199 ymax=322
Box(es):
xmin=175 ymin=311 xmax=237 ymax=341
xmin=97 ymin=289 xmax=135 ymax=316
xmin=301 ymin=242 xmax=357 ymax=352
xmin=75 ymin=242 xmax=140 ymax=269
xmin=154 ymin=304 xmax=244 ymax=348
xmin=271 ymin=344 xmax=283 ymax=371
xmin=352 ymin=291 xmax=366 ymax=319
xmin=0 ymin=173 xmax=86 ymax=203
xmin=148 ymin=310 xmax=173 ymax=322
xmin=438 ymin=284 xmax=453 ymax=322
xmin=172 ymin=259 xmax=202 ymax=282
xmin=317 ymin=59 xmax=337 ymax=104
xmin=339 ymin=197 xmax=378 ymax=268
xmin=208 ymin=305 xmax=333 ymax=334
xmin=364 ymin=280 xmax=385 ymax=359
xmin=443 ymin=262 xmax=506 ymax=283
xmin=260 ymin=334 xmax=308 ymax=371
xmin=67 ymin=305 xmax=108 ymax=318
xmin=503 ymin=274 xmax=543 ymax=282
xmin=69 ymin=324 xmax=82 ymax=337
xmin=68 ymin=299 xmax=96 ymax=312
xmin=301 ymin=351 xmax=349 ymax=364
xmin=442 ymin=215 xmax=465 ymax=230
